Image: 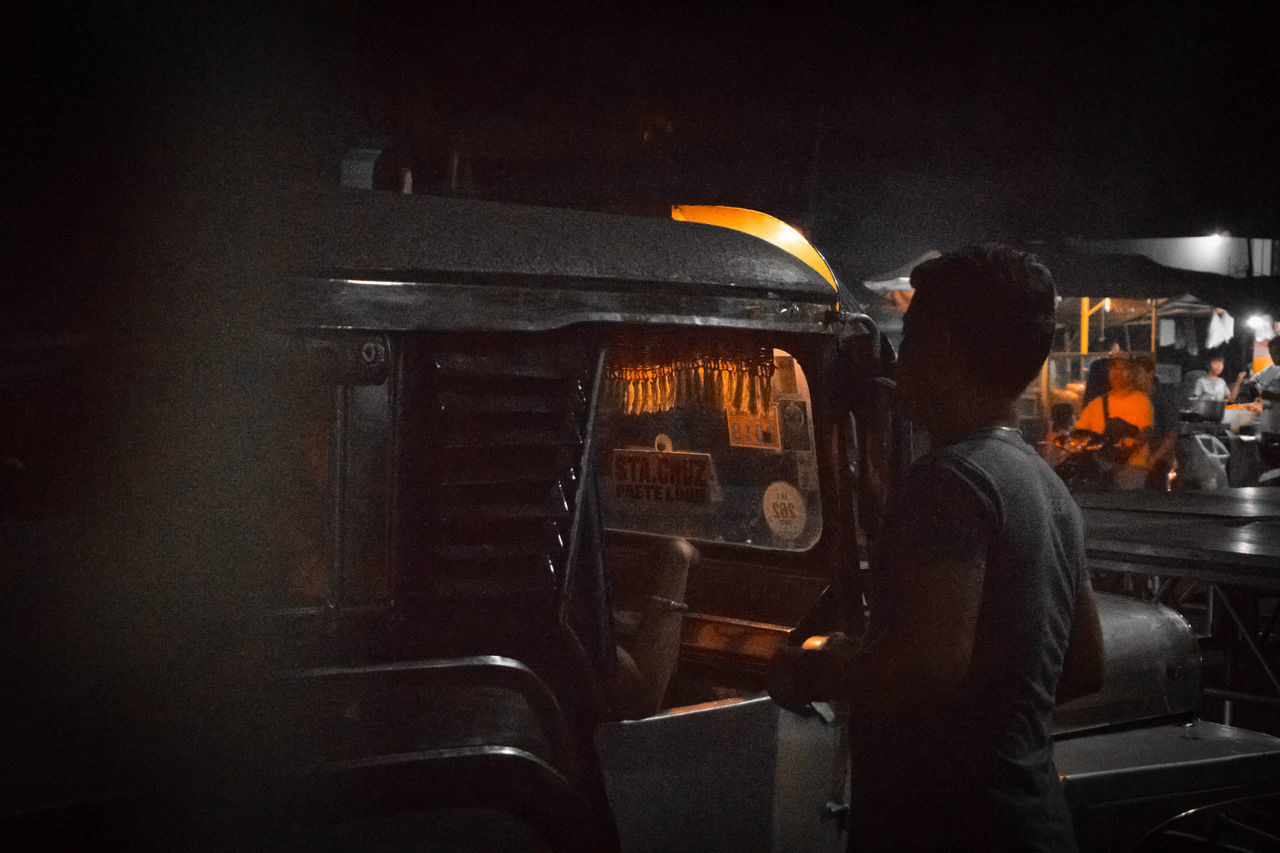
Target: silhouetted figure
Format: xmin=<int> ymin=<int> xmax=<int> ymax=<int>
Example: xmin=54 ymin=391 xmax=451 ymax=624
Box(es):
xmin=769 ymin=245 xmax=1103 ymax=852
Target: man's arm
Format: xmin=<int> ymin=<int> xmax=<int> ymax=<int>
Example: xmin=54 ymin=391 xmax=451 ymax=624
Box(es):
xmin=768 ymin=466 xmax=988 ymax=716
xmin=842 ymin=557 xmax=984 ymax=714
xmin=1255 ymin=367 xmax=1280 ymax=401
xmin=1056 ymin=577 xmax=1105 ymax=704
xmin=611 ymin=538 xmax=696 ymax=718
xmin=1228 ymin=371 xmax=1246 ymax=403
xmin=773 ymin=557 xmax=984 ymax=716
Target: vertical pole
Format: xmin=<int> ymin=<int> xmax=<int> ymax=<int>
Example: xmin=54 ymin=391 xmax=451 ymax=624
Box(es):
xmin=1081 ymin=297 xmax=1090 ymax=355
xmin=1039 ymin=357 xmax=1050 ymax=425
xmin=1151 ymin=301 xmax=1157 ymax=352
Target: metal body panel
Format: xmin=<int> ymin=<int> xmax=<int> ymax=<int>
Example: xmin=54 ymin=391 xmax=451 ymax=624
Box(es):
xmin=1057 ymin=720 xmax=1280 ymax=802
xmin=288 ymin=276 xmax=834 ymax=334
xmin=1056 ymin=720 xmax=1280 ymax=853
xmin=273 ymin=192 xmax=844 ymax=335
xmin=595 ymin=695 xmax=844 ymax=853
xmin=1053 ymin=593 xmax=1202 ymax=733
xmin=293 ymin=191 xmax=837 ymax=299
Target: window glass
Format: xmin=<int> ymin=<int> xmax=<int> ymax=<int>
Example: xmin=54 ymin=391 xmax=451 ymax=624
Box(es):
xmin=596 ymin=348 xmax=821 ymax=551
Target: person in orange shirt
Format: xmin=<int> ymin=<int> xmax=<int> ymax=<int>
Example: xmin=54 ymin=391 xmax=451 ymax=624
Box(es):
xmin=1073 ymin=357 xmax=1153 ymax=489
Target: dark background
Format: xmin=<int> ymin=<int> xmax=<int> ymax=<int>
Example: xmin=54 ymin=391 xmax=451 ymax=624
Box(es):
xmin=5 ymin=0 xmax=1280 ymax=318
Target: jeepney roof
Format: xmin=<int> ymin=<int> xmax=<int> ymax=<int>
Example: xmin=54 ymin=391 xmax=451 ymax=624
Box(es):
xmin=285 ymin=190 xmax=848 ymax=334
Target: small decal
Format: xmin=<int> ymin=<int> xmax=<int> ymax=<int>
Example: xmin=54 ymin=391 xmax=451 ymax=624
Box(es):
xmin=795 ymin=453 xmax=820 ymax=492
xmin=612 ymin=449 xmax=718 ymax=504
xmin=727 ymin=406 xmax=781 ymax=450
xmin=779 ymin=400 xmax=811 ymax=451
xmin=763 ymin=480 xmax=806 ymax=540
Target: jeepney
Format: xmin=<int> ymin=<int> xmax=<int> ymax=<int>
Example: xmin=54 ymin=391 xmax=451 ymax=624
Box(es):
xmin=4 ymin=190 xmax=1280 ymax=851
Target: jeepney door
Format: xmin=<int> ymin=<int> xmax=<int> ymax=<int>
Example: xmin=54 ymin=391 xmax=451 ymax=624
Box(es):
xmin=589 ymin=337 xmax=850 ymax=852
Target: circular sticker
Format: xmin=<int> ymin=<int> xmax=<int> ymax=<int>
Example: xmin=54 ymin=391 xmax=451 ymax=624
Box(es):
xmin=762 ymin=480 xmax=806 ymax=540
xmin=654 ymin=433 xmax=673 ymax=452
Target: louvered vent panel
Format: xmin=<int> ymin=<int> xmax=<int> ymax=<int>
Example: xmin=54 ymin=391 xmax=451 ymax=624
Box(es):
xmin=400 ymin=340 xmax=594 ymax=603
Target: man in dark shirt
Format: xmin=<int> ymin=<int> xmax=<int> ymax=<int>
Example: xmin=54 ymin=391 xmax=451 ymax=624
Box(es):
xmin=769 ymin=245 xmax=1104 ymax=852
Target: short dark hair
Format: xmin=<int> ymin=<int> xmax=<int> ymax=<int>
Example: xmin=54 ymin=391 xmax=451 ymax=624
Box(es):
xmin=908 ymin=244 xmax=1057 ymax=399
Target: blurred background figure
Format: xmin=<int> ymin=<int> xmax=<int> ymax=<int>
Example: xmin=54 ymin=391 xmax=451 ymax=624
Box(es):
xmin=1133 ymin=358 xmax=1177 ymax=489
xmin=1082 ymin=339 xmax=1124 ymax=408
xmin=1191 ymin=356 xmax=1245 ymax=402
xmin=1073 ymin=357 xmax=1153 ymax=490
xmin=1250 ymin=337 xmax=1280 ymax=478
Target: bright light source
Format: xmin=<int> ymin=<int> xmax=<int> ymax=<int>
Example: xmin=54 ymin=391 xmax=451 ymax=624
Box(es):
xmin=1247 ymin=315 xmax=1267 ymax=331
xmin=1210 ymin=233 xmax=1225 ymax=243
xmin=1103 ymin=297 xmax=1112 ymax=312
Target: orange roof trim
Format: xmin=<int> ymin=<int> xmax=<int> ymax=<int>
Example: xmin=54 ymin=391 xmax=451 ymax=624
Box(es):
xmin=671 ymin=205 xmax=839 ymax=293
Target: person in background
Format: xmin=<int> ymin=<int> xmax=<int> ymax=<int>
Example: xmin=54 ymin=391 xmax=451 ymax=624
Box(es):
xmin=1132 ymin=358 xmax=1177 ymax=489
xmin=1039 ymin=401 xmax=1078 ymax=469
xmin=1072 ymin=356 xmax=1154 ymax=490
xmin=608 ymin=538 xmax=696 ymax=719
xmin=768 ymin=245 xmax=1104 ymax=852
xmin=1081 ymin=339 xmax=1124 ymax=408
xmin=1248 ymin=337 xmax=1280 ymax=472
xmin=1192 ymin=356 xmax=1245 ymax=402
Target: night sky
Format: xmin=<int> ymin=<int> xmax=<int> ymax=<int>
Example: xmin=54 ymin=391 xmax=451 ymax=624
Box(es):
xmin=5 ymin=1 xmax=1280 ymax=312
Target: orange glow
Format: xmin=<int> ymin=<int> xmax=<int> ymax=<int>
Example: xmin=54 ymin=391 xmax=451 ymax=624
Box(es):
xmin=802 ymin=635 xmax=830 ymax=650
xmin=671 ymin=205 xmax=840 ymax=293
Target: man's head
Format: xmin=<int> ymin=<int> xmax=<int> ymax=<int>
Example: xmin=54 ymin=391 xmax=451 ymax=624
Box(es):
xmin=1270 ymin=337 xmax=1280 ymax=365
xmin=1108 ymin=357 xmax=1133 ymax=393
xmin=1208 ymin=356 xmax=1224 ymax=377
xmin=1132 ymin=357 xmax=1155 ymax=393
xmin=897 ymin=244 xmax=1056 ymax=422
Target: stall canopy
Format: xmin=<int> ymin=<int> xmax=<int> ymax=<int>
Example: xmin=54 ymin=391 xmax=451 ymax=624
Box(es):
xmin=1025 ymin=245 xmax=1279 ymax=318
xmin=863 ymin=244 xmax=1277 ymax=316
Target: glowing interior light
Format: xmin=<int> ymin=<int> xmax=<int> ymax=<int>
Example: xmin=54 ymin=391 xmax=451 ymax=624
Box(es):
xmin=1247 ymin=315 xmax=1267 ymax=331
xmin=1103 ymin=297 xmax=1112 ymax=312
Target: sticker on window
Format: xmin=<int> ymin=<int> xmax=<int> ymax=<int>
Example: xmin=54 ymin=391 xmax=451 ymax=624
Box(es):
xmin=612 ymin=449 xmax=719 ymax=504
xmin=778 ymin=400 xmax=812 ymax=451
xmin=763 ymin=480 xmax=806 ymax=540
xmin=726 ymin=406 xmax=781 ymax=450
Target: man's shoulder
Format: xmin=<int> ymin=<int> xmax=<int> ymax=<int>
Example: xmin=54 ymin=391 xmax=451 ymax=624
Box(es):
xmin=931 ymin=431 xmax=1046 ymax=496
xmin=906 ymin=445 xmax=999 ymax=503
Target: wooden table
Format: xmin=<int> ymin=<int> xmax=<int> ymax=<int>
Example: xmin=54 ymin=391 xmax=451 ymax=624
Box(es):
xmin=1078 ymin=488 xmax=1280 ymax=712
xmin=1079 ymin=489 xmax=1280 ymax=591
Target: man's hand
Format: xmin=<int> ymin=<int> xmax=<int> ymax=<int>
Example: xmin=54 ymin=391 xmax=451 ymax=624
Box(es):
xmin=766 ymin=634 xmax=855 ymax=714
xmin=766 ymin=644 xmax=818 ymax=715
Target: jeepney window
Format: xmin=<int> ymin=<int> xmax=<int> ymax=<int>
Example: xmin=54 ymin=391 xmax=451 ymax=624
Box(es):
xmin=596 ymin=345 xmax=821 ymax=551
